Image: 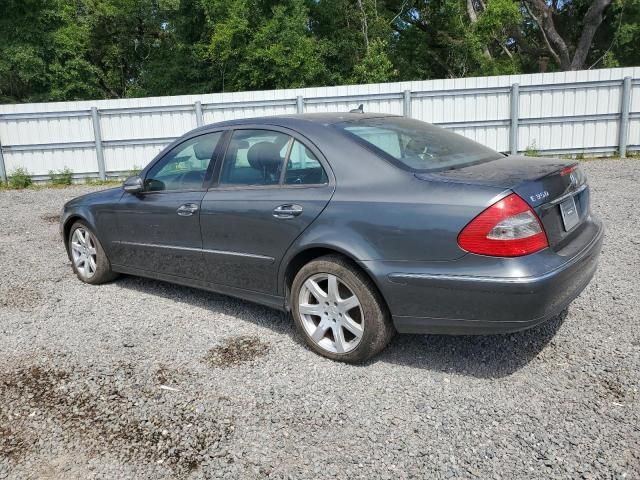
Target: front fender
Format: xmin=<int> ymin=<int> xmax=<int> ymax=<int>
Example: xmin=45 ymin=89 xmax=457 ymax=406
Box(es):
xmin=61 ymin=206 xmax=100 ymax=256
xmin=61 ymin=187 xmax=124 ymax=258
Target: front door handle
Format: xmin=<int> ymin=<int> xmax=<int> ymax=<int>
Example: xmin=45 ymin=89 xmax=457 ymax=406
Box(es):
xmin=177 ymin=203 xmax=199 ymax=216
xmin=273 ymin=204 xmax=303 ymax=219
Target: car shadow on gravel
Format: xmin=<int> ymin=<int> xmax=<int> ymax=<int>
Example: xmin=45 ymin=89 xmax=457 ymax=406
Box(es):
xmin=115 ymin=276 xmax=295 ymax=336
xmin=376 ymin=311 xmax=567 ymax=378
xmin=114 ymin=275 xmax=565 ymax=379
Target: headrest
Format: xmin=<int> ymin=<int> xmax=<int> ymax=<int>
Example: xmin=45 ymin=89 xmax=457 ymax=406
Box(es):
xmin=405 ymin=138 xmax=428 ymax=155
xmin=193 ymin=137 xmax=218 ymax=161
xmin=247 ymin=142 xmax=282 ymax=170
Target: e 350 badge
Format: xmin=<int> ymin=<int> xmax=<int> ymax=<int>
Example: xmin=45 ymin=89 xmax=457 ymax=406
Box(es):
xmin=530 ymin=191 xmax=550 ymax=202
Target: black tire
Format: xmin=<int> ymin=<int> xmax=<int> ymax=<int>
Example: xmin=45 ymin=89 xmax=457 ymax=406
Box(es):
xmin=290 ymin=254 xmax=395 ymax=363
xmin=68 ymin=221 xmax=118 ymax=284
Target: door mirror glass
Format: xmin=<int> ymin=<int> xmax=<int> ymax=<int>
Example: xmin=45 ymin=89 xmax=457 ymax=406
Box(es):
xmin=123 ymin=175 xmax=144 ymax=194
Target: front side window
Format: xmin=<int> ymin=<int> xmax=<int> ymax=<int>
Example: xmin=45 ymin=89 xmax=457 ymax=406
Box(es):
xmin=145 ymin=132 xmax=222 ymax=191
xmin=335 ymin=117 xmax=502 ymax=172
xmin=220 ymin=130 xmax=291 ymax=186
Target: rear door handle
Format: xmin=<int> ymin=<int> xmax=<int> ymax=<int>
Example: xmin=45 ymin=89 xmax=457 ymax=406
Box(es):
xmin=273 ymin=204 xmax=303 ymax=219
xmin=177 ymin=203 xmax=199 ymax=216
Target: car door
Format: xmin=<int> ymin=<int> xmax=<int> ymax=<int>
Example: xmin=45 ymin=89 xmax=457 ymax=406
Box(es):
xmin=111 ymin=131 xmax=224 ymax=279
xmin=200 ymin=128 xmax=335 ymax=294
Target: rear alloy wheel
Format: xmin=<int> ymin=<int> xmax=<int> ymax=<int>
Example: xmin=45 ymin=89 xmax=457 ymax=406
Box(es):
xmin=291 ymin=255 xmax=395 ymax=362
xmin=68 ymin=222 xmax=118 ymax=284
xmin=298 ymin=272 xmax=364 ymax=354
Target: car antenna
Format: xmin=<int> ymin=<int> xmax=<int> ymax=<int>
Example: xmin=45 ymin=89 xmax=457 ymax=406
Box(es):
xmin=349 ymin=104 xmax=364 ymax=114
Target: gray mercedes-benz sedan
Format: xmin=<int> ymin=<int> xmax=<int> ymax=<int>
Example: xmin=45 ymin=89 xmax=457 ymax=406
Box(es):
xmin=61 ymin=113 xmax=603 ymax=362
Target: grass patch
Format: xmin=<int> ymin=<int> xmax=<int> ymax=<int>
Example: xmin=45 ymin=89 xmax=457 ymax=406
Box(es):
xmin=126 ymin=165 xmax=142 ymax=178
xmin=85 ymin=178 xmax=122 ymax=186
xmin=7 ymin=167 xmax=33 ymax=189
xmin=524 ymin=141 xmax=539 ymax=157
xmin=0 ymin=175 xmax=122 ymax=191
xmin=48 ymin=167 xmax=74 ymax=186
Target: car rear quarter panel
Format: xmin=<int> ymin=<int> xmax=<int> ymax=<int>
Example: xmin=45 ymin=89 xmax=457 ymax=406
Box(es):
xmin=311 ymin=178 xmax=507 ymax=262
xmin=278 ymin=129 xmax=510 ymax=294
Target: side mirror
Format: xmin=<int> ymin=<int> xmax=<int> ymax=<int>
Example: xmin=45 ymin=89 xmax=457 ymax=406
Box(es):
xmin=123 ymin=175 xmax=144 ymax=194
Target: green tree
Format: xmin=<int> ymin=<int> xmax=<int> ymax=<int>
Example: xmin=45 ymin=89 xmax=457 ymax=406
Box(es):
xmin=521 ymin=0 xmax=613 ymax=70
xmin=591 ymin=0 xmax=640 ymax=68
xmin=388 ymin=0 xmax=523 ymax=78
xmin=203 ymin=0 xmax=328 ymax=91
xmin=350 ymin=39 xmax=397 ymax=83
xmin=308 ymin=0 xmax=363 ymax=84
xmin=0 ymin=0 xmax=636 ymax=104
xmin=0 ymin=0 xmax=64 ymax=102
xmin=237 ymin=0 xmax=328 ymax=89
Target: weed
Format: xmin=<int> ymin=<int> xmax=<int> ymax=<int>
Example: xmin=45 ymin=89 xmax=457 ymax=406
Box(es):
xmin=7 ymin=167 xmax=32 ymax=189
xmin=48 ymin=167 xmax=74 ymax=186
xmin=524 ymin=141 xmax=539 ymax=157
xmin=126 ymin=165 xmax=142 ymax=178
xmin=85 ymin=177 xmax=121 ymax=186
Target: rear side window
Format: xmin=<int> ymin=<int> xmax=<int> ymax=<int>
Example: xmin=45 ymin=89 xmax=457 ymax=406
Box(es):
xmin=284 ymin=140 xmax=328 ymax=185
xmin=219 ymin=129 xmax=328 ymax=187
xmin=220 ymin=130 xmax=291 ymax=186
xmin=336 ymin=117 xmax=502 ymax=172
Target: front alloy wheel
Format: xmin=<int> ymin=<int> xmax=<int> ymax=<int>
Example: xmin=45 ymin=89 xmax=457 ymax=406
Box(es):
xmin=70 ymin=227 xmax=98 ymax=279
xmin=68 ymin=221 xmax=118 ymax=284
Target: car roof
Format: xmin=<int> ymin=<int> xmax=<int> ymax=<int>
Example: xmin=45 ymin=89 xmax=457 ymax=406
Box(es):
xmin=271 ymin=112 xmax=398 ymax=125
xmin=196 ymin=112 xmax=400 ymax=132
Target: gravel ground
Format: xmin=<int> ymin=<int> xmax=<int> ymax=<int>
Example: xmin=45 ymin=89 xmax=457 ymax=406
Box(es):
xmin=0 ymin=158 xmax=638 ymax=479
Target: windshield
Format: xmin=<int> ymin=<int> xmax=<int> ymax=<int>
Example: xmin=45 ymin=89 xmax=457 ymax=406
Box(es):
xmin=335 ymin=117 xmax=502 ymax=172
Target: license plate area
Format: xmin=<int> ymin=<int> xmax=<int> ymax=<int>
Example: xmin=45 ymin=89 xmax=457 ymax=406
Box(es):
xmin=559 ymin=195 xmax=579 ymax=231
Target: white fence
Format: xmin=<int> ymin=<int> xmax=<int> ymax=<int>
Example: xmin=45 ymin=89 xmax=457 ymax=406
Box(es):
xmin=0 ymin=67 xmax=638 ymax=182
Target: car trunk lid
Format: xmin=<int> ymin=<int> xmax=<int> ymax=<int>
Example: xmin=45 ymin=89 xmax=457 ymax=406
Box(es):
xmin=415 ymin=155 xmax=591 ymax=250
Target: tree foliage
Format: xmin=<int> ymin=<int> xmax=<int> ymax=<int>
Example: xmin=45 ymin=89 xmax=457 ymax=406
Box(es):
xmin=0 ymin=0 xmax=636 ymax=103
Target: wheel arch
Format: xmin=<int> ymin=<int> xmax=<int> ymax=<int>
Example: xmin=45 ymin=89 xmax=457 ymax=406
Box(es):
xmin=62 ymin=213 xmax=94 ymax=256
xmin=280 ymin=245 xmax=388 ymax=313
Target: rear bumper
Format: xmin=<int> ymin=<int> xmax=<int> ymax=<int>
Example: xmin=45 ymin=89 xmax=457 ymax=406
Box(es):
xmin=366 ymin=217 xmax=604 ymax=335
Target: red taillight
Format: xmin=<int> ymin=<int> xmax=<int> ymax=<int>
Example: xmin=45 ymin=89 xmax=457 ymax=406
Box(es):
xmin=458 ymin=193 xmax=549 ymax=257
xmin=560 ymin=165 xmax=578 ymax=176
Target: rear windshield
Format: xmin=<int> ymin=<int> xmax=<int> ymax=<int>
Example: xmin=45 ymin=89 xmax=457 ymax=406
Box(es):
xmin=335 ymin=117 xmax=502 ymax=172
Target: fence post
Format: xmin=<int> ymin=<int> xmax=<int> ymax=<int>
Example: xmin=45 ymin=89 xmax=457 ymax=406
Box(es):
xmin=91 ymin=107 xmax=106 ymax=180
xmin=619 ymin=77 xmax=632 ymax=158
xmin=510 ymin=83 xmax=520 ymax=155
xmin=403 ymin=90 xmax=412 ymax=117
xmin=0 ymin=140 xmax=6 ymax=183
xmin=296 ymin=96 xmax=304 ymax=114
xmin=195 ymin=100 xmax=204 ymax=127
